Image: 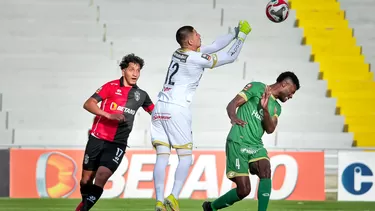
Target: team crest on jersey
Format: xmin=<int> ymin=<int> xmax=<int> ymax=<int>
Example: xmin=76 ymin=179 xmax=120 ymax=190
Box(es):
xmin=134 ymin=91 xmax=140 ymax=101
xmin=201 ymin=54 xmax=211 ymax=61
xmin=243 ymin=83 xmax=252 ymax=91
xmin=96 ymin=86 xmax=102 ymax=93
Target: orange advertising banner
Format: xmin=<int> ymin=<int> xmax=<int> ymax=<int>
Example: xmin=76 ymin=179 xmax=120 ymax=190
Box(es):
xmin=10 ymin=149 xmax=325 ymax=200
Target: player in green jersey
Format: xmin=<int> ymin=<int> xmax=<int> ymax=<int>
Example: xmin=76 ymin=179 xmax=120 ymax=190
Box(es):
xmin=202 ymin=71 xmax=300 ymax=211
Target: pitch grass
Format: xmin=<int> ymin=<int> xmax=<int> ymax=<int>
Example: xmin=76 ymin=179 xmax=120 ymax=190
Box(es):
xmin=0 ymin=198 xmax=374 ymax=211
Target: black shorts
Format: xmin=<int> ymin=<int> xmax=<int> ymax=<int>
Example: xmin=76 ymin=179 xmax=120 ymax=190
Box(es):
xmin=82 ymin=135 xmax=126 ymax=173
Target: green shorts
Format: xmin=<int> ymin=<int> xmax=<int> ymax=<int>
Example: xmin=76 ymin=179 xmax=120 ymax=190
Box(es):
xmin=226 ymin=140 xmax=269 ymax=179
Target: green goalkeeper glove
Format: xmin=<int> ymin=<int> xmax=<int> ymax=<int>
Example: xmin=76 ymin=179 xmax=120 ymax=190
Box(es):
xmin=238 ymin=20 xmax=252 ymax=35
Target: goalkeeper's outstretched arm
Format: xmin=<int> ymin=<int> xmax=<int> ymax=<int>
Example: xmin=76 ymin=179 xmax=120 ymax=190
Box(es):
xmin=192 ymin=21 xmax=251 ymax=69
xmin=199 ymin=33 xmax=236 ymax=54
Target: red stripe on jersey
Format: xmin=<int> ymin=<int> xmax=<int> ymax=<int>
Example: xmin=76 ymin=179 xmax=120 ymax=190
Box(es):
xmin=143 ymin=104 xmax=155 ymax=113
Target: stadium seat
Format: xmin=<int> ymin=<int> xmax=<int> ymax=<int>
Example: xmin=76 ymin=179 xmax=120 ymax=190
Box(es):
xmin=12 ymin=128 xmax=150 ymax=148
xmin=276 ymin=132 xmax=354 ymax=149
xmin=0 ymin=129 xmax=13 ymax=146
xmin=0 ymin=111 xmax=7 ymax=130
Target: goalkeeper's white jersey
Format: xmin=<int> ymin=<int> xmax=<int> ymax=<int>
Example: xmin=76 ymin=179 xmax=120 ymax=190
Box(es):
xmin=157 ymin=48 xmax=218 ymax=107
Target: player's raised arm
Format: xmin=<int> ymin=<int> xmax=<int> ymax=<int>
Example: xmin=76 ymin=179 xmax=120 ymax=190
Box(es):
xmin=227 ymin=82 xmax=258 ymax=127
xmin=198 ymin=28 xmax=237 ymax=54
xmin=261 ymin=87 xmax=278 ymax=134
xmin=194 ymin=21 xmax=251 ymax=69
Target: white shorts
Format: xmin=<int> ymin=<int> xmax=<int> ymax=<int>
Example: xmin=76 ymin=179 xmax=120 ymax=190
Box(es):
xmin=151 ymin=101 xmax=193 ymax=150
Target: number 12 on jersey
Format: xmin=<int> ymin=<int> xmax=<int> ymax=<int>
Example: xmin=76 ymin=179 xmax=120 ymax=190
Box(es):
xmin=164 ymin=60 xmax=179 ymax=86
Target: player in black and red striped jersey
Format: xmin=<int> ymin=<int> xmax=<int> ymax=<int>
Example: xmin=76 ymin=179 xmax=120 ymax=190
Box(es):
xmin=75 ymin=54 xmax=154 ymax=211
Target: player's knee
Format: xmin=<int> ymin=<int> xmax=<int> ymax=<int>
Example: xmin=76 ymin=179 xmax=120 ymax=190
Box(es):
xmin=94 ymin=167 xmax=113 ymax=187
xmin=257 ymin=160 xmax=271 ymax=179
xmin=155 ymin=145 xmax=171 ymax=155
xmin=176 ymin=148 xmax=192 ymax=156
xmin=81 ymin=171 xmax=95 ymax=184
xmin=236 ymin=183 xmax=251 ymax=199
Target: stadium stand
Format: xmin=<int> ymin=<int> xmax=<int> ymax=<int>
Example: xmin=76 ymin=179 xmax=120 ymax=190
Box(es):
xmin=0 ymin=0 xmax=354 ymax=148
xmin=338 ymin=0 xmax=375 ymax=147
xmin=290 ymin=0 xmax=374 ymax=148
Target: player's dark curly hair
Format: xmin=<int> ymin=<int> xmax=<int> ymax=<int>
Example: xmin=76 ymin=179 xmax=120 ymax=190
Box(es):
xmin=176 ymin=25 xmax=194 ymax=46
xmin=276 ymin=71 xmax=300 ymax=90
xmin=119 ymin=53 xmax=144 ymax=70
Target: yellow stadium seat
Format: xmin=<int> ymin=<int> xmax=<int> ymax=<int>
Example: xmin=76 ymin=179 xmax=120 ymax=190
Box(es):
xmin=305 ymin=37 xmax=356 ymax=46
xmin=298 ymin=19 xmax=349 ymax=28
xmin=290 ymin=1 xmax=341 ymax=10
xmin=296 ymin=10 xmax=345 ymax=20
xmin=303 ymin=28 xmax=353 ymax=38
xmin=328 ymin=81 xmax=375 ymax=91
xmin=347 ymin=125 xmax=374 ymax=133
xmin=313 ymin=54 xmax=365 ymax=63
xmin=330 ymin=90 xmax=375 ymax=99
xmin=354 ymin=133 xmax=375 ymax=147
xmin=345 ymin=116 xmax=375 ymax=126
xmin=340 ymin=108 xmax=375 ymax=116
xmin=337 ymin=99 xmax=375 ymax=107
xmin=321 ymin=62 xmax=369 ymax=72
xmin=312 ymin=46 xmax=361 ymax=56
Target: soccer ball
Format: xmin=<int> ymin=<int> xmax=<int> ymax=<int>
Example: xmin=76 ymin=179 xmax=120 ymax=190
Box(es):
xmin=265 ymin=0 xmax=289 ymax=23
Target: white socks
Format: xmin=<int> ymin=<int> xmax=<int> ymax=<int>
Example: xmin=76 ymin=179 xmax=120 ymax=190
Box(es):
xmin=153 ymin=147 xmax=193 ymax=202
xmin=153 ymin=154 xmax=169 ymax=202
xmin=171 ymin=155 xmax=192 ymax=198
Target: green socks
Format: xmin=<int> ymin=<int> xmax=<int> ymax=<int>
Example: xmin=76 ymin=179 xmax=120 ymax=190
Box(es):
xmin=211 ymin=179 xmax=271 ymax=211
xmin=211 ymin=188 xmax=240 ymax=210
xmin=257 ymin=179 xmax=272 ymax=211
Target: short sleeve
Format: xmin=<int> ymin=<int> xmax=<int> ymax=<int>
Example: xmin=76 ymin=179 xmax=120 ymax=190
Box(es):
xmin=238 ymin=83 xmax=257 ymax=102
xmin=269 ymin=102 xmax=282 ymax=118
xmin=142 ymin=92 xmax=154 ymax=112
xmin=190 ymin=52 xmax=218 ymax=69
xmin=91 ymin=83 xmax=111 ymax=102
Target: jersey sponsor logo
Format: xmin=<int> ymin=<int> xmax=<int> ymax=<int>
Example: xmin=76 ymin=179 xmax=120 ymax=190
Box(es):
xmin=134 ymin=91 xmax=140 ymax=101
xmin=163 ymin=86 xmax=172 ymax=92
xmin=243 ymin=83 xmax=252 ymax=91
xmin=240 ymin=147 xmax=261 ymax=155
xmin=124 ymin=107 xmax=136 ymax=115
xmin=110 ymin=102 xmax=136 ymax=115
xmin=173 ymin=51 xmax=189 ymax=62
xmin=230 ymin=39 xmax=242 ymax=56
xmin=251 ymin=109 xmax=264 ymax=121
xmin=201 ymin=54 xmax=211 ymax=61
xmin=152 ymin=113 xmax=171 ymax=121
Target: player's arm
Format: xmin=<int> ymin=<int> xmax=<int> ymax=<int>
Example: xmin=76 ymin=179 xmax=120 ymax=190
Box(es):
xmin=83 ymin=84 xmax=111 ymax=118
xmin=83 ymin=84 xmax=124 ymax=122
xmin=261 ymin=87 xmax=278 ymax=134
xmin=194 ymin=21 xmax=251 ymax=69
xmin=227 ymin=83 xmax=257 ymax=127
xmin=142 ymin=92 xmax=155 ymax=115
xmin=198 ymin=32 xmax=236 ymax=54
xmin=227 ymin=95 xmax=247 ymax=127
xmin=262 ymin=109 xmax=278 ymax=134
